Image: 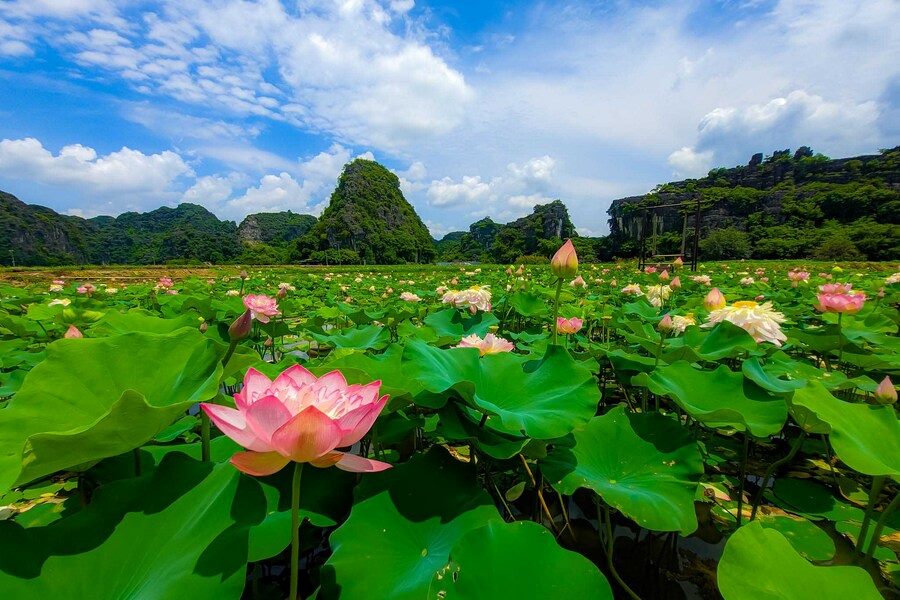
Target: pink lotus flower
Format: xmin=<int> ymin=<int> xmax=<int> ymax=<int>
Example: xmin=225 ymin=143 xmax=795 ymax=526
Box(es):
xmin=64 ymin=325 xmax=83 ymax=339
xmin=551 ymin=239 xmax=578 ymax=279
xmin=815 ymin=291 xmax=866 ymax=314
xmin=556 ymin=317 xmax=583 ymax=335
xmin=644 ymin=266 xmax=657 ymax=274
xmin=819 ymin=283 xmax=852 ymax=295
xmin=243 ymin=294 xmax=280 ymax=323
xmin=456 ymin=332 xmax=515 ymax=356
xmin=76 ymin=283 xmax=95 ymax=295
xmin=788 ymin=271 xmax=810 ymax=287
xmin=157 ymin=276 xmax=173 ymax=289
xmin=570 ymin=275 xmax=587 ymax=288
xmin=201 ymin=366 xmax=391 ymax=476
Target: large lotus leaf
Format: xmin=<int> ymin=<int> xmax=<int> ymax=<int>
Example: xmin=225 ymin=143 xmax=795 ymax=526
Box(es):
xmin=0 ymin=453 xmax=263 ymax=598
xmin=741 ymin=358 xmax=806 ymax=394
xmin=310 ymin=324 xmax=390 ymax=350
xmin=717 ymin=521 xmax=881 ymax=600
xmin=770 ymin=478 xmax=865 ymax=523
xmin=789 ymin=381 xmax=900 ymax=477
xmin=403 ymin=341 xmax=598 ymax=439
xmin=320 ymin=448 xmax=499 ymax=600
xmin=88 ymin=309 xmax=199 ymax=336
xmin=542 ymin=405 xmax=703 ymax=534
xmin=696 ymin=321 xmax=762 ymax=360
xmin=632 ymin=361 xmax=788 ymax=437
xmin=423 ymin=308 xmax=499 ymax=343
xmin=507 ymin=291 xmax=549 ymax=317
xmin=430 ymin=520 xmax=613 ymax=599
xmin=437 ymin=403 xmax=529 ymax=459
xmin=756 ymin=514 xmax=836 ymax=561
xmin=0 ymin=330 xmax=225 ymax=489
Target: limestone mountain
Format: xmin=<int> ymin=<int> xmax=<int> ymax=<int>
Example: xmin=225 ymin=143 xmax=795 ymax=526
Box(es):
xmin=292 ymin=159 xmax=435 ymax=264
xmin=238 ymin=212 xmax=317 ymax=246
xmin=606 ymin=146 xmax=900 ymax=261
xmin=437 ymin=199 xmax=577 ymax=263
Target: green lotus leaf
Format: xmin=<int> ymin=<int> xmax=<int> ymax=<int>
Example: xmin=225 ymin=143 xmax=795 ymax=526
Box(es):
xmin=696 ymin=320 xmax=761 ymax=360
xmin=542 ymin=405 xmax=703 ymax=534
xmin=789 ymin=381 xmax=900 ymax=476
xmin=423 ymin=308 xmax=499 ymax=343
xmin=89 ymin=309 xmax=199 ymax=336
xmin=320 ymin=448 xmax=499 ymax=600
xmin=429 ymin=520 xmax=613 ymax=599
xmin=756 ymin=514 xmax=836 ymax=560
xmin=437 ymin=403 xmax=529 ymax=459
xmin=313 ymin=345 xmax=424 ymax=402
xmin=770 ymin=478 xmax=865 ymax=523
xmin=0 ymin=330 xmax=225 ymax=489
xmin=310 ymin=324 xmax=390 ymax=350
xmin=632 ymin=361 xmax=788 ymax=437
xmin=0 ymin=453 xmax=263 ymax=598
xmin=403 ymin=341 xmax=598 ymax=439
xmin=718 ymin=521 xmax=881 ymax=600
xmin=507 ymin=291 xmax=549 ymax=317
xmin=742 ymin=358 xmax=807 ymax=394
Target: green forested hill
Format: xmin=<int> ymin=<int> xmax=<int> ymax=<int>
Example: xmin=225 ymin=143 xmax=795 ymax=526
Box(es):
xmin=606 ymin=146 xmax=900 ymax=261
xmin=292 ymin=159 xmax=435 ymax=264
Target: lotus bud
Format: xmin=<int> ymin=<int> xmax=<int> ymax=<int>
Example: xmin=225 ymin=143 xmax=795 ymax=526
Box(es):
xmin=277 ymin=286 xmax=287 ymax=299
xmin=670 ymin=276 xmax=681 ymax=289
xmin=199 ymin=322 xmax=208 ymax=333
xmin=550 ymin=239 xmax=578 ymax=279
xmin=659 ymin=269 xmax=670 ymax=281
xmin=64 ymin=325 xmax=83 ymax=339
xmin=658 ymin=314 xmax=674 ymax=333
xmin=673 ymin=256 xmax=684 ymax=268
xmin=264 ymin=337 xmax=273 ymax=347
xmin=239 ymin=270 xmax=248 ymax=280
xmin=505 ymin=267 xmax=513 ymax=276
xmin=705 ymin=288 xmax=726 ymax=311
xmin=229 ymin=309 xmax=253 ymax=341
xmin=874 ymin=376 xmax=897 ymax=405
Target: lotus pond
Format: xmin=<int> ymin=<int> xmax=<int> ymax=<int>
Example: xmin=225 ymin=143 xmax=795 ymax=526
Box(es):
xmin=0 ymin=257 xmax=898 ymax=599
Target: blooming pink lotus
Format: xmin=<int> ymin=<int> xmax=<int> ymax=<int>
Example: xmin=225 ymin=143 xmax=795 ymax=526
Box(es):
xmin=76 ymin=283 xmax=95 ymax=295
xmin=456 ymin=332 xmax=514 ymax=356
xmin=157 ymin=276 xmax=173 ymax=289
xmin=815 ymin=283 xmax=865 ymax=314
xmin=556 ymin=316 xmax=583 ymax=335
xmin=243 ymin=294 xmax=281 ymax=323
xmin=201 ymin=366 xmax=391 ymax=476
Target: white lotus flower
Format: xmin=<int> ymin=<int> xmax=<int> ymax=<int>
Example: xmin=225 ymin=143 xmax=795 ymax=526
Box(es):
xmin=702 ymin=300 xmax=787 ymax=346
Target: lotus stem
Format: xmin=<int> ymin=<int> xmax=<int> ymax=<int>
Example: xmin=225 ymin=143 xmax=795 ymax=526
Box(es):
xmin=290 ymin=462 xmax=305 ymax=600
xmin=750 ymin=431 xmax=806 ymax=520
xmin=551 ymin=278 xmax=563 ymax=346
xmin=598 ymin=502 xmax=641 ymax=600
xmin=864 ymin=491 xmax=899 ymax=563
xmin=854 ymin=475 xmax=885 ymax=560
xmin=736 ymin=433 xmax=750 ymax=526
xmin=518 ymin=454 xmax=559 ymax=534
xmin=836 ymin=312 xmax=844 ymax=367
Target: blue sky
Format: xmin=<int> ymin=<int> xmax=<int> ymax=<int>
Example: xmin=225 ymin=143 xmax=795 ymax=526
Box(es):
xmin=0 ymin=0 xmax=897 ymax=237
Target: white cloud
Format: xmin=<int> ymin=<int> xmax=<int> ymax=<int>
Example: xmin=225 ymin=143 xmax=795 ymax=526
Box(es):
xmin=0 ymin=137 xmax=191 ymax=195
xmin=427 ymin=175 xmax=493 ymax=207
xmin=667 ymin=147 xmax=714 ymax=179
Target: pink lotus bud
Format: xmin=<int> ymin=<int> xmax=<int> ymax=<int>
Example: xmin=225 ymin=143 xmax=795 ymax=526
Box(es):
xmin=658 ymin=314 xmax=674 ymax=333
xmin=874 ymin=376 xmax=897 ymax=405
xmin=556 ymin=316 xmax=583 ymax=335
xmin=670 ymin=276 xmax=681 ymax=289
xmin=277 ymin=286 xmax=287 ymax=299
xmin=673 ymin=256 xmax=684 ymax=268
xmin=264 ymin=337 xmax=273 ymax=347
xmin=551 ymin=239 xmax=578 ymax=279
xmin=64 ymin=325 xmax=83 ymax=339
xmin=659 ymin=270 xmax=670 ymax=281
xmin=229 ymin=309 xmax=253 ymax=341
xmin=199 ymin=322 xmax=208 ymax=333
xmin=705 ymin=288 xmax=726 ymax=311
xmin=570 ymin=275 xmax=587 ymax=288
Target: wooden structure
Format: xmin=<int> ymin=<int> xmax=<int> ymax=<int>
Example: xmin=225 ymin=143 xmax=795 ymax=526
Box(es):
xmin=637 ymin=197 xmax=703 ymax=271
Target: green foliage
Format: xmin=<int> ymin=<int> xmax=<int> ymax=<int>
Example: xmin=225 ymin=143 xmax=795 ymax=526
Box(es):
xmin=700 ymin=227 xmax=752 ymax=259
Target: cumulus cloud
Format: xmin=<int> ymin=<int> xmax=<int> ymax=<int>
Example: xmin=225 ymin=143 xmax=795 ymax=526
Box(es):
xmin=0 ymin=137 xmax=191 ymax=195
xmin=9 ymin=0 xmax=472 ymax=150
xmin=674 ymin=90 xmax=882 ymax=171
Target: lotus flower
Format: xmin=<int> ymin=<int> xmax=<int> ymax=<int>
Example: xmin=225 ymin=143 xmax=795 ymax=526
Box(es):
xmin=556 ymin=316 xmax=583 ymax=335
xmin=670 ymin=276 xmax=681 ymax=289
xmin=201 ymin=366 xmax=391 ymax=476
xmin=815 ymin=283 xmax=865 ymax=314
xmin=551 ymin=239 xmax=578 ymax=278
xmin=456 ymin=333 xmax=514 ymax=356
xmin=658 ymin=314 xmax=674 ymax=333
xmin=659 ymin=270 xmax=670 ymax=281
xmin=703 ymin=300 xmax=787 ymax=346
xmin=570 ymin=275 xmax=587 ymax=288
xmin=243 ymin=294 xmax=280 ymax=323
xmin=64 ymin=325 xmax=83 ymax=339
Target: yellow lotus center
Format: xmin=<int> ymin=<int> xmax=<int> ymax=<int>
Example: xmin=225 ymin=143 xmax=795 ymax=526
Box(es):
xmin=733 ymin=301 xmax=758 ymax=309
